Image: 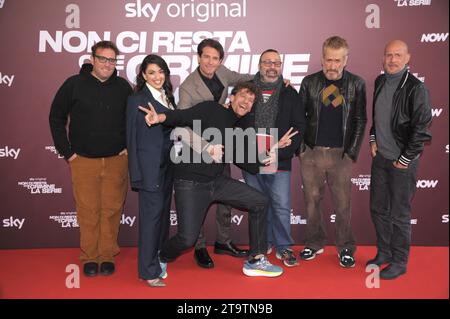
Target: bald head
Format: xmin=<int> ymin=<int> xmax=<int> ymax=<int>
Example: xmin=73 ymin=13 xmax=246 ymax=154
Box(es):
xmin=385 ymin=40 xmax=409 ymax=55
xmin=383 ymin=40 xmax=410 ymax=75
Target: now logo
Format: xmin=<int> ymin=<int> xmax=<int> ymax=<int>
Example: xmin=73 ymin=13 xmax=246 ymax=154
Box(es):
xmin=416 ymin=180 xmax=438 ymax=189
xmin=421 ymin=33 xmax=449 ymax=43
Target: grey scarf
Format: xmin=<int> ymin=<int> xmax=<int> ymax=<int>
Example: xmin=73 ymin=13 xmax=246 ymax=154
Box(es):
xmin=254 ymin=73 xmax=283 ymax=133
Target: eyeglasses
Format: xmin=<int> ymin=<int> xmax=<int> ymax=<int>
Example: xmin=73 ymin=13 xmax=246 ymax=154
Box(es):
xmin=94 ymin=55 xmax=118 ymax=65
xmin=261 ymin=60 xmax=282 ymax=67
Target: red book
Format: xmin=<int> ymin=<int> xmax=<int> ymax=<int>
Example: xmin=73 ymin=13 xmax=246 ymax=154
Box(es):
xmin=256 ymin=133 xmax=277 ymax=174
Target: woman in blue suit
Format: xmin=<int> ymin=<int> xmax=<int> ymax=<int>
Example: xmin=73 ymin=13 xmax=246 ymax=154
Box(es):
xmin=127 ymin=54 xmax=176 ymax=287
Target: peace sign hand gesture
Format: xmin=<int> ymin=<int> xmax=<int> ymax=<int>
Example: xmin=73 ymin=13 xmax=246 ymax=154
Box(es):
xmin=138 ymin=102 xmax=165 ymax=126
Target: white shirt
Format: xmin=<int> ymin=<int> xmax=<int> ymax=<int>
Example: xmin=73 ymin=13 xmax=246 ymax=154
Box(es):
xmin=146 ymin=82 xmax=174 ymax=110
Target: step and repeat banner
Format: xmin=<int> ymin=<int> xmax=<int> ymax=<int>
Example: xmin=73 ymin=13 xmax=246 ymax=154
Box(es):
xmin=0 ymin=0 xmax=448 ymax=248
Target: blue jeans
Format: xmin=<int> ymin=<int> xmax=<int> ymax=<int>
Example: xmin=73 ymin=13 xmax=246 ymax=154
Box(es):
xmin=243 ymin=171 xmax=293 ymax=252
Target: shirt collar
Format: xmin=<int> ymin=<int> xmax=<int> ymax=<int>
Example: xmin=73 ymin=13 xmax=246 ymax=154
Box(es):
xmin=146 ymin=82 xmax=171 ymax=108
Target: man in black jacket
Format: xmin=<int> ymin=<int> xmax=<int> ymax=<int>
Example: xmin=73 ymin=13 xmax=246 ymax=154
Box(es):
xmin=239 ymin=49 xmax=305 ymax=267
xmin=367 ymin=40 xmax=432 ymax=280
xmin=298 ymin=36 xmax=367 ymax=268
xmin=49 ymin=41 xmax=132 ymax=277
xmin=178 ymin=39 xmax=252 ymax=268
xmin=139 ymin=82 xmax=291 ymax=278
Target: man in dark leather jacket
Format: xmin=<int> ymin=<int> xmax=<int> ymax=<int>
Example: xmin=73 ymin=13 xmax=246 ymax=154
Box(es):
xmin=367 ymin=40 xmax=432 ymax=280
xmin=298 ymin=36 xmax=367 ymax=268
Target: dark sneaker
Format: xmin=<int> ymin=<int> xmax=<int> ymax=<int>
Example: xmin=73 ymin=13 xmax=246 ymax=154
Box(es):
xmin=299 ymin=247 xmax=324 ymax=261
xmin=338 ymin=248 xmax=355 ymax=268
xmin=276 ymin=249 xmax=299 ymax=267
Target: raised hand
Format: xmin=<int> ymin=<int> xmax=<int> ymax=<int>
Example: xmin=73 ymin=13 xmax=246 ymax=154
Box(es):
xmin=274 ymin=127 xmax=299 ymax=150
xmin=138 ymin=102 xmax=160 ymax=126
xmin=283 ymin=78 xmax=292 ymax=87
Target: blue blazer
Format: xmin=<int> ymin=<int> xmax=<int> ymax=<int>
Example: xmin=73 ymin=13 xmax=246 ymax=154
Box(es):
xmin=126 ymin=86 xmax=175 ymax=192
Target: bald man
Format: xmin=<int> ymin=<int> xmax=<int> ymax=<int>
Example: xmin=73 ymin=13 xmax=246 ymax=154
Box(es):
xmin=367 ymin=40 xmax=432 ymax=279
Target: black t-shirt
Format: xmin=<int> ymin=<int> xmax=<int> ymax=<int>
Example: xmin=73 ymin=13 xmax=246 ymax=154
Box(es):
xmin=316 ymin=78 xmax=344 ymax=148
xmin=198 ymin=69 xmax=225 ymax=102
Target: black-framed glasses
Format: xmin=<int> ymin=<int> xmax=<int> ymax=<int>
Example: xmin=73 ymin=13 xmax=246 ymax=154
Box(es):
xmin=261 ymin=60 xmax=282 ymax=67
xmin=94 ymin=54 xmax=118 ymax=65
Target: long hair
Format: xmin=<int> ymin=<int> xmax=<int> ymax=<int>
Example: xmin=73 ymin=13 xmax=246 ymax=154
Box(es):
xmin=135 ymin=54 xmax=175 ymax=106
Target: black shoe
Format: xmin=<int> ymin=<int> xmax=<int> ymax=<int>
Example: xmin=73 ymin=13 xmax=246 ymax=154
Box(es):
xmin=380 ymin=263 xmax=407 ymax=280
xmin=83 ymin=262 xmax=98 ymax=277
xmin=299 ymin=247 xmax=324 ymax=261
xmin=99 ymin=262 xmax=115 ymax=276
xmin=338 ymin=248 xmax=356 ymax=268
xmin=214 ymin=241 xmax=249 ymax=258
xmin=366 ymin=254 xmax=392 ymax=267
xmin=194 ymin=248 xmax=214 ymax=269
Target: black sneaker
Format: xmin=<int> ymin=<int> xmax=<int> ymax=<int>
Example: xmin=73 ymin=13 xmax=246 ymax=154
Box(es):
xmin=299 ymin=247 xmax=324 ymax=261
xmin=338 ymin=248 xmax=355 ymax=268
xmin=276 ymin=249 xmax=299 ymax=267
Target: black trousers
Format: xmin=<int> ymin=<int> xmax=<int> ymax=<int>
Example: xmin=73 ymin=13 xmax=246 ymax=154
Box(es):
xmin=370 ymin=153 xmax=418 ymax=266
xmin=160 ymin=175 xmax=269 ymax=262
xmin=195 ymin=164 xmax=233 ymax=248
